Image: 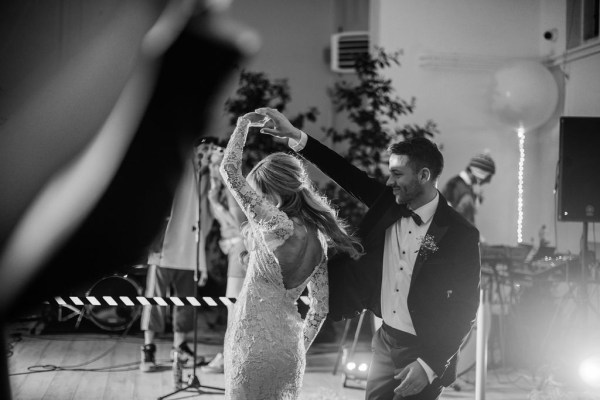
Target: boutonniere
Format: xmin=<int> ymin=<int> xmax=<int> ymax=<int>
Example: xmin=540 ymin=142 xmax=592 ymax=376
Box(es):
xmin=415 ymin=234 xmax=439 ymax=260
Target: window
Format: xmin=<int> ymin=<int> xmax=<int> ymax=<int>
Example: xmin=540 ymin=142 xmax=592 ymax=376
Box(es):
xmin=567 ymin=0 xmax=600 ymax=49
xmin=583 ymin=0 xmax=600 ymax=41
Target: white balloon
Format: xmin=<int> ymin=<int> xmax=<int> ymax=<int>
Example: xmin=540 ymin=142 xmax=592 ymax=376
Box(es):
xmin=490 ymin=61 xmax=559 ymax=131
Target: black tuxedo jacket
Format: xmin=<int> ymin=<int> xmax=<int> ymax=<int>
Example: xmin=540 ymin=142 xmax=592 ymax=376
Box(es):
xmin=297 ymin=135 xmax=481 ymax=386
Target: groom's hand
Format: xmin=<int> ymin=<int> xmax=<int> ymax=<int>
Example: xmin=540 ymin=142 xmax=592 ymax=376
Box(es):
xmin=255 ymin=108 xmax=303 ymax=142
xmin=393 ymin=361 xmax=428 ymax=397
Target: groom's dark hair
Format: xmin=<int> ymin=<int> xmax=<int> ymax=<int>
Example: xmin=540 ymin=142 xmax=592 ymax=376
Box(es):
xmin=388 ymin=137 xmax=444 ymax=180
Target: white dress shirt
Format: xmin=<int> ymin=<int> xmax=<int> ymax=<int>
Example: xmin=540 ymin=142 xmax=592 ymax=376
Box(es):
xmin=288 ymin=132 xmax=307 ymax=152
xmin=381 ymin=193 xmax=438 ymax=332
xmin=381 ymin=193 xmax=439 ymax=381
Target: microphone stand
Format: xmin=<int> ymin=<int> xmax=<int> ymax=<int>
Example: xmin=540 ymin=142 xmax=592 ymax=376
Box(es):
xmin=158 ymin=154 xmax=224 ymax=399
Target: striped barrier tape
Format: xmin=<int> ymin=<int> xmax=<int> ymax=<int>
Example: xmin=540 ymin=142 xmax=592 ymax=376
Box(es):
xmin=52 ymin=296 xmax=312 ymax=307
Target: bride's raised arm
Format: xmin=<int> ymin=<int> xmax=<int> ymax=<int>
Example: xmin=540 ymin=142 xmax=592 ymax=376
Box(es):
xmin=219 ymin=116 xmax=294 ymax=251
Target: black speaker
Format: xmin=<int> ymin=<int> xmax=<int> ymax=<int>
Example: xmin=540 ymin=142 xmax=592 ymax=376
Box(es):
xmin=557 ymin=117 xmax=600 ymax=222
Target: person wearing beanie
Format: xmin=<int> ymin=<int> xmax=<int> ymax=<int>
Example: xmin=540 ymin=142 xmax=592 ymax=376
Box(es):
xmin=441 ymin=151 xmax=495 ymax=226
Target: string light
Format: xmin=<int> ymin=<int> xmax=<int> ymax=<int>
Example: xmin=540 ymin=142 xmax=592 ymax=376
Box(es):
xmin=517 ymin=126 xmax=525 ymax=243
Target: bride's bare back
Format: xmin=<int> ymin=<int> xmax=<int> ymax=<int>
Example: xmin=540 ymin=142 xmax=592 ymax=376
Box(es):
xmin=275 ymin=219 xmax=324 ymax=290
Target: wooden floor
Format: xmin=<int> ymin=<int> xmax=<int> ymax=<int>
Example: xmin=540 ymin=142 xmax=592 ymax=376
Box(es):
xmin=6 ymin=321 xmax=539 ymax=400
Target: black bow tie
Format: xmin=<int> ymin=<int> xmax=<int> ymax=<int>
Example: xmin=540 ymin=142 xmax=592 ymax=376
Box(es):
xmin=399 ymin=204 xmax=423 ymax=226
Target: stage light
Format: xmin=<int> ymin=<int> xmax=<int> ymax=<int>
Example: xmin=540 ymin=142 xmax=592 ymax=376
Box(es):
xmin=579 ymin=354 xmax=600 ymax=388
xmin=341 ymin=348 xmax=370 ymax=388
xmin=343 ymin=360 xmax=369 ymax=377
xmin=342 ymin=360 xmax=369 ymax=388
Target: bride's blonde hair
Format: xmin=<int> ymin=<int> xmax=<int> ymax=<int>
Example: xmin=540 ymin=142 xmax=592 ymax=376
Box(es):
xmin=243 ymin=152 xmax=362 ymax=259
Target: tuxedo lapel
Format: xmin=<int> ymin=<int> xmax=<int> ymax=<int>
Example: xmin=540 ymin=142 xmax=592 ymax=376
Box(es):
xmin=370 ymin=202 xmax=404 ymax=237
xmin=359 ymin=192 xmax=405 ymax=242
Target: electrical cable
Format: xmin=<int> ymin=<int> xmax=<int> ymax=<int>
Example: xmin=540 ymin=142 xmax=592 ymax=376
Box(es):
xmin=5 ymin=333 xmax=22 ymax=358
xmin=9 ymin=314 xmax=143 ymax=376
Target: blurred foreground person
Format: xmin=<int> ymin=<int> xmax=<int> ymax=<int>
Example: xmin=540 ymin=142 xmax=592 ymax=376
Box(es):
xmin=257 ymin=108 xmax=481 ymax=400
xmin=220 ymin=112 xmax=362 ymax=399
xmin=0 ymin=0 xmax=259 ymax=396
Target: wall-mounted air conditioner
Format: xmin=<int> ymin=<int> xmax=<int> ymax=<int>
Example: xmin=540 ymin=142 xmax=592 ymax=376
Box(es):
xmin=330 ymin=31 xmax=369 ymax=73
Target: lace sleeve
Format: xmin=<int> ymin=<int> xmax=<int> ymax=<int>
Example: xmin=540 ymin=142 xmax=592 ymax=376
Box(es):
xmin=220 ymin=118 xmax=294 ymax=251
xmin=303 ymin=261 xmax=329 ymax=351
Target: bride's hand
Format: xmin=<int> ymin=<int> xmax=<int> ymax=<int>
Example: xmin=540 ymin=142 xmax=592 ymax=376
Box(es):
xmin=240 ymin=112 xmax=270 ymax=127
xmin=254 ymin=108 xmax=303 ymax=142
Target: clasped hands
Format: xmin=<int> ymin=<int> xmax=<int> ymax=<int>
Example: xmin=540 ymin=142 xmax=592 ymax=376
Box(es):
xmin=238 ymin=108 xmax=303 ymax=142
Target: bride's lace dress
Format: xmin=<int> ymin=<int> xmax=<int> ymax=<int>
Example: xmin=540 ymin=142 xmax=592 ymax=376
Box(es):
xmin=220 ymin=118 xmax=329 ymax=400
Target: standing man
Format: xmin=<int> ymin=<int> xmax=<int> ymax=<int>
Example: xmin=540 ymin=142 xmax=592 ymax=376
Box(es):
xmin=257 ymin=108 xmax=481 ymax=400
xmin=441 ymin=152 xmax=495 ymax=226
xmin=140 ymin=145 xmax=211 ymax=372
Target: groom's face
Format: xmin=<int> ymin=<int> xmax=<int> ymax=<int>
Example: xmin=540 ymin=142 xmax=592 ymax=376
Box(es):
xmin=386 ymin=154 xmax=423 ymax=205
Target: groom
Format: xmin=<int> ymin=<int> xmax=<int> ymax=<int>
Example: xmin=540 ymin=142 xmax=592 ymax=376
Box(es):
xmin=257 ymin=108 xmax=481 ymax=400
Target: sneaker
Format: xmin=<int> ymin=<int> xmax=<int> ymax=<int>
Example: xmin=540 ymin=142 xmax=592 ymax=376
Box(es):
xmin=172 ymin=342 xmax=205 ymax=366
xmin=200 ymin=353 xmax=224 ymax=374
xmin=140 ymin=343 xmax=157 ymax=372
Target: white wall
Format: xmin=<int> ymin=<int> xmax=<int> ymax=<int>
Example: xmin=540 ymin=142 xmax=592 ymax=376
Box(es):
xmin=224 ymin=0 xmax=371 ymax=183
xmin=371 ymin=0 xmax=557 ymax=246
xmin=539 ymin=0 xmax=566 ymax=58
xmin=224 ymin=0 xmax=337 ymax=137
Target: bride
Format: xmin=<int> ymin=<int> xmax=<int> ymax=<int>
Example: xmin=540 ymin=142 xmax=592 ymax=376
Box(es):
xmin=220 ymin=112 xmax=362 ymax=399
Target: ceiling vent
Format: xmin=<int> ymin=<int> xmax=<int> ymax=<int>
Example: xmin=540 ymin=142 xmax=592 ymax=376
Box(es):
xmin=330 ymin=31 xmax=369 ymax=73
